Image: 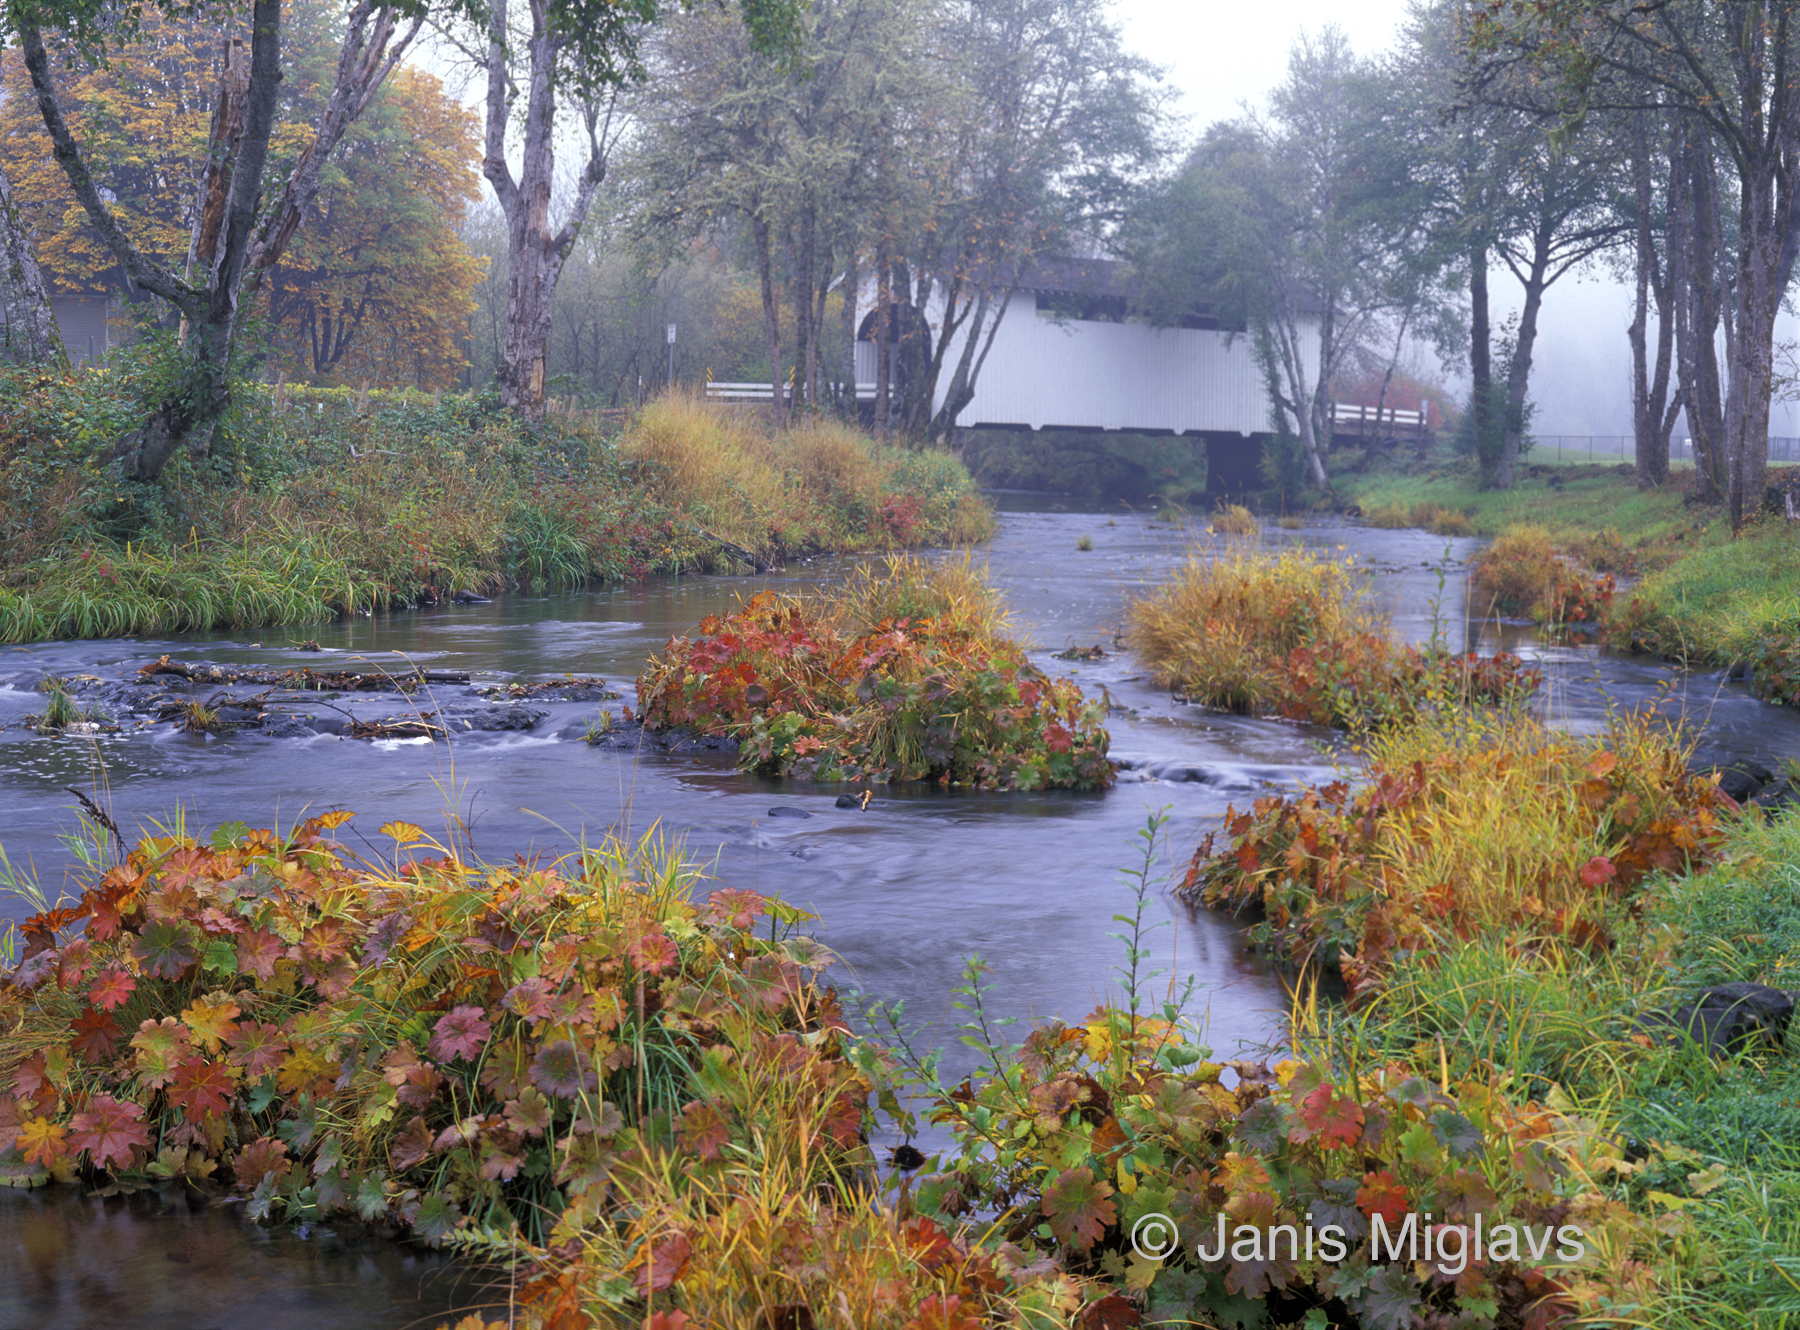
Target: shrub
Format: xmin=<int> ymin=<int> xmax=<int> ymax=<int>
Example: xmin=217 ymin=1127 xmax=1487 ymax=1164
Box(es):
xmin=1180 ymin=708 xmax=1734 ymax=996
xmin=638 ymin=557 xmax=1113 ymax=790
xmin=1125 ymin=547 xmax=1539 ymax=729
xmin=1469 ymin=525 xmax=1615 ymax=627
xmin=0 ymin=816 xmax=861 ymax=1246
xmin=1410 ymin=502 xmax=1472 ymax=537
xmin=1211 ymin=501 xmax=1257 ymax=535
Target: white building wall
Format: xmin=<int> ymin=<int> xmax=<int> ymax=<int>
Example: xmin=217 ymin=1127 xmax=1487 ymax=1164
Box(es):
xmin=859 ymin=282 xmax=1320 ymax=436
xmin=51 ymin=295 xmax=113 ymax=366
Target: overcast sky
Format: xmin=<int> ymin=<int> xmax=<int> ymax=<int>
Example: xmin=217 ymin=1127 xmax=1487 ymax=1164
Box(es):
xmin=1114 ymin=0 xmax=1411 ymax=138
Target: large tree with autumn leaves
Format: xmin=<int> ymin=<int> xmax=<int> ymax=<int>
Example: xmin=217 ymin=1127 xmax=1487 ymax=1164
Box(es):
xmin=4 ymin=0 xmax=431 ymax=479
xmin=0 ymin=2 xmax=483 ymax=389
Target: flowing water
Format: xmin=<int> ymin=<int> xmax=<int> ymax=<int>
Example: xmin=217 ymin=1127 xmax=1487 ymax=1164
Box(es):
xmin=3 ymin=498 xmax=1797 ymax=1327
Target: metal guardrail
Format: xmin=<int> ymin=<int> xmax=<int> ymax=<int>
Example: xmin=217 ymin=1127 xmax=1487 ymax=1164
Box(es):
xmin=704 ymin=380 xmax=877 ymax=402
xmin=1538 ymin=436 xmax=1800 ymax=462
xmin=1332 ymin=403 xmax=1427 ymax=430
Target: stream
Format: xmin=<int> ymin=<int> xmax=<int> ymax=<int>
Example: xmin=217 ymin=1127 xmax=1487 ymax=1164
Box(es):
xmin=3 ymin=498 xmax=1797 ymax=1328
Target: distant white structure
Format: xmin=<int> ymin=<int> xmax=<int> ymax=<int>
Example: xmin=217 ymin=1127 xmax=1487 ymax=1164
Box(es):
xmin=50 ymin=293 xmax=117 ymax=367
xmin=854 ymin=257 xmax=1318 ymax=441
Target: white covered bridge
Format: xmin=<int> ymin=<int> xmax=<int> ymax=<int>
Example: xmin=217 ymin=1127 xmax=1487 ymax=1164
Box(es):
xmin=890 ymin=256 xmax=1294 ymax=438
xmin=709 ymin=257 xmax=1322 ymax=492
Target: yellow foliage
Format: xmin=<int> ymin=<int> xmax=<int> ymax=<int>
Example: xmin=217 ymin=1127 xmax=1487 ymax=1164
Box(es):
xmin=0 ymin=4 xmax=484 ymax=390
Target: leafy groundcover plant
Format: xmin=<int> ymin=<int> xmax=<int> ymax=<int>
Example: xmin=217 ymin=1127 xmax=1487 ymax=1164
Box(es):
xmin=1179 ymin=709 xmax=1733 ymax=997
xmin=638 ymin=557 xmax=1114 ymax=791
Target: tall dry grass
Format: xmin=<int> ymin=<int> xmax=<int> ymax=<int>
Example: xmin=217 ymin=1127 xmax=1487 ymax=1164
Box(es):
xmin=1125 ymin=545 xmax=1386 ymax=714
xmin=621 ymin=395 xmax=992 ymax=554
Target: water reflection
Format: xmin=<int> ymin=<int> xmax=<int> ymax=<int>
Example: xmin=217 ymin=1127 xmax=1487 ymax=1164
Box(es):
xmin=0 ymin=1186 xmax=485 ymax=1330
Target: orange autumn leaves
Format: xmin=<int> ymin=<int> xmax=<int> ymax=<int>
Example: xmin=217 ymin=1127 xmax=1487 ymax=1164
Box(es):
xmin=1183 ymin=711 xmax=1733 ymax=995
xmin=0 ymin=810 xmax=829 ymax=1261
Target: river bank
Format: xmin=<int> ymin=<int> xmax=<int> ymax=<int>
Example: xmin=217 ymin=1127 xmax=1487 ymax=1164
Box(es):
xmin=1337 ymin=459 xmax=1800 ymax=707
xmin=0 ymin=369 xmax=992 ymax=644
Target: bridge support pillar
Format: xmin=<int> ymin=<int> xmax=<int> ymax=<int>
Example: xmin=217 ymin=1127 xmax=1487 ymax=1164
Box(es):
xmin=1204 ymin=433 xmax=1264 ymax=499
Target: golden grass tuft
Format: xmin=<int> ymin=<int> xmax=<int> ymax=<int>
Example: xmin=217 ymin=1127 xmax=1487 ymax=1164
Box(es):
xmin=1211 ymin=501 xmax=1257 ymax=535
xmin=1125 ymin=546 xmax=1382 ymax=714
xmin=621 ymin=395 xmax=992 ymax=553
xmin=1364 ymin=501 xmax=1412 ymax=529
xmin=1410 ymin=501 xmax=1473 ymax=537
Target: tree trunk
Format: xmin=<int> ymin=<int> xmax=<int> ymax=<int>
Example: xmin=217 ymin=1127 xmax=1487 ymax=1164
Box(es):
xmin=21 ymin=0 xmax=415 ymax=477
xmin=872 ymin=239 xmax=891 ymax=439
xmin=1724 ymin=160 xmax=1788 ymax=532
xmin=1669 ymin=122 xmax=1727 ymax=503
xmin=752 ymin=214 xmax=786 ymax=427
xmin=0 ymin=164 xmax=67 ymax=369
xmin=840 ymin=250 xmax=859 ymax=422
xmin=1468 ymin=237 xmax=1504 ymax=486
xmin=1628 ymin=112 xmax=1676 ymax=489
xmin=1493 ymin=225 xmax=1551 ymax=491
xmin=482 ymin=0 xmax=608 ymax=421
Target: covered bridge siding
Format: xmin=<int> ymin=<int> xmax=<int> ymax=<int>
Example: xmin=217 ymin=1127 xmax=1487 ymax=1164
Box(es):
xmin=857 ymin=259 xmax=1319 ymax=493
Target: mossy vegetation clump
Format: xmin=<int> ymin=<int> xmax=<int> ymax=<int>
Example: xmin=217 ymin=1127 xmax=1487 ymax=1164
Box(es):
xmin=1469 ymin=524 xmax=1615 ymax=628
xmin=1125 ymin=546 xmax=1539 ymax=729
xmin=0 ymin=358 xmax=992 ymax=644
xmin=1183 ymin=708 xmax=1733 ymax=996
xmin=639 ymin=557 xmax=1113 ymax=790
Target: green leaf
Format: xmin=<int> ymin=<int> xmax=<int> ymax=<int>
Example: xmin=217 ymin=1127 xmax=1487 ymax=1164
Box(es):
xmin=413 ymin=1191 xmax=461 ymax=1246
xmin=1359 ymin=1264 xmax=1423 ymax=1330
xmin=1429 ymin=1109 xmax=1484 ymax=1160
xmin=247 ymin=1174 xmax=280 ymax=1222
xmin=1397 ymin=1120 xmax=1443 ymax=1169
xmin=201 ymin=939 xmax=239 ymax=977
xmin=352 ymin=1171 xmax=389 ymax=1221
xmin=245 ymin=1076 xmax=278 ymax=1115
xmin=131 ymin=919 xmax=200 ymax=980
xmin=210 ymin=821 xmax=250 ymax=851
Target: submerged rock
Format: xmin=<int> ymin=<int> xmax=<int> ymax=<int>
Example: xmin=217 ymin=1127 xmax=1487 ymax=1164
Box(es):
xmin=1692 ymin=754 xmax=1775 ymax=803
xmin=584 ymin=719 xmax=739 ymax=755
xmin=767 ymin=806 xmax=811 ymax=819
xmin=1645 ymin=982 xmax=1796 ymax=1055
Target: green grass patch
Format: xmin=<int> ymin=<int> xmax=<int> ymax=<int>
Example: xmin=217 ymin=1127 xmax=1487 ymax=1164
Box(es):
xmin=0 ymin=366 xmax=993 ymax=644
xmin=1338 ymin=461 xmax=1708 ymax=546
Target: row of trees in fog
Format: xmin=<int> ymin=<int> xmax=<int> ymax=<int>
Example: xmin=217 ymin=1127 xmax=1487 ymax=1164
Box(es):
xmin=1131 ymin=0 xmax=1800 ymax=526
xmin=6 ymin=0 xmax=1800 ymax=525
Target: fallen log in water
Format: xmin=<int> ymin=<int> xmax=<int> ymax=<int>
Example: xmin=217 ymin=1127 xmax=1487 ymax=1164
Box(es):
xmin=137 ymin=655 xmax=470 ymax=691
xmin=347 ymin=714 xmax=447 ymax=740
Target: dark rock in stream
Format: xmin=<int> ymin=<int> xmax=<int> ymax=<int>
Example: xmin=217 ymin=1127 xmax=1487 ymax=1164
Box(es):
xmin=767 ymin=806 xmax=811 ymax=819
xmin=582 ymin=719 xmax=739 ymax=755
xmin=438 ymin=704 xmax=546 ymax=733
xmin=1751 ymin=777 xmax=1800 ymax=817
xmin=1693 ymin=754 xmax=1776 ymax=803
xmin=1642 ymin=982 xmax=1797 ymax=1056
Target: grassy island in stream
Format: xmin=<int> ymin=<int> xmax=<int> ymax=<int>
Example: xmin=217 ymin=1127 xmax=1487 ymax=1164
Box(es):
xmin=1124 ymin=543 xmax=1539 ymax=730
xmin=638 ymin=556 xmax=1113 ymax=790
xmin=0 ymin=361 xmax=992 ymax=644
